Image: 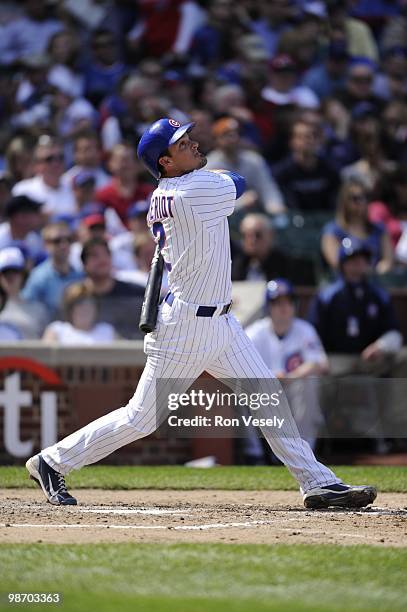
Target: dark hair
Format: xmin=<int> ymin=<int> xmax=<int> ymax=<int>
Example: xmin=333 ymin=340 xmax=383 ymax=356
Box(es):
xmin=47 ymin=29 xmax=79 ymax=66
xmin=290 ymin=118 xmax=313 ymax=138
xmin=81 ymin=237 xmax=110 ymax=265
xmin=374 ymin=164 xmax=407 ymax=215
xmin=73 ymin=130 xmax=100 ymax=148
xmin=63 ymin=282 xmax=96 ymax=321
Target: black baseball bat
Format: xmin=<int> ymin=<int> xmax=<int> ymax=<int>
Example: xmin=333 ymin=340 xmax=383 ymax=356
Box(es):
xmin=139 ymin=244 xmax=165 ymax=334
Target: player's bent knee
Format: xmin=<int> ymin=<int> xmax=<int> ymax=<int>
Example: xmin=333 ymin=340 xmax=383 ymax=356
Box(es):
xmin=127 ymin=404 xmax=159 ymax=437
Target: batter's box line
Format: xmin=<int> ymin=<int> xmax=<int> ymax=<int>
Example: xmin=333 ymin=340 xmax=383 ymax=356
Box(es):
xmin=0 ymin=503 xmax=194 ymax=516
xmin=0 ymin=520 xmax=275 ymax=531
xmin=0 ymin=522 xmax=393 ymax=540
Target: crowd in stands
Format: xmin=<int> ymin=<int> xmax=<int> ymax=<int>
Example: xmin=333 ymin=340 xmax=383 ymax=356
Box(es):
xmin=0 ymin=0 xmax=406 ymax=352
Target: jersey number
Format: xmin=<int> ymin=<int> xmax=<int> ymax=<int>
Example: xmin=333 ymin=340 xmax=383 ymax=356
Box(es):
xmin=152 ymin=221 xmax=166 ymax=249
xmin=152 ymin=222 xmax=172 ymax=271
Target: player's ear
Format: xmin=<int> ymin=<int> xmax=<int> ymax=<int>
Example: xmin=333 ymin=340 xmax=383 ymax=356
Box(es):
xmin=158 ymin=154 xmax=172 ymax=174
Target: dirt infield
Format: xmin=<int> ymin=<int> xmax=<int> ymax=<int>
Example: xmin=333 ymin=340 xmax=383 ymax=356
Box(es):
xmin=1 ymin=489 xmax=406 ymax=547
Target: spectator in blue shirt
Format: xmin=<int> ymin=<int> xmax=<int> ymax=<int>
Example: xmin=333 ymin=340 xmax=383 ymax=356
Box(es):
xmin=83 ymin=29 xmax=127 ymax=107
xmin=1 ymin=0 xmax=63 ymax=65
xmin=190 ymin=0 xmax=240 ymax=68
xmin=309 ymin=237 xmax=402 ymax=357
xmin=302 ymin=41 xmax=349 ymax=100
xmin=22 ymin=220 xmax=83 ymax=317
xmin=321 ymin=177 xmax=393 ymax=274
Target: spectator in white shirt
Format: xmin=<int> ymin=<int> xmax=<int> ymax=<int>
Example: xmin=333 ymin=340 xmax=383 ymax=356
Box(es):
xmin=47 ymin=29 xmax=84 ymax=100
xmin=62 ymin=131 xmax=110 ymax=190
xmin=42 ymin=281 xmax=117 ymax=345
xmin=0 ymin=195 xmax=44 ymax=266
xmin=12 ymin=135 xmax=76 ymax=217
xmin=244 ymin=278 xmax=328 ymax=460
xmin=0 ymin=246 xmax=49 ymax=339
xmin=1 ymin=0 xmax=63 ymax=65
xmin=70 ymin=173 xmax=125 ymax=237
xmin=110 ymin=200 xmax=149 ymax=272
xmin=395 ymin=227 xmax=407 ymax=266
xmin=47 ymin=74 xmax=97 ymax=141
xmin=206 ymin=117 xmax=285 ymax=215
xmin=261 ymin=53 xmax=319 ymax=109
xmin=115 ymin=231 xmax=156 ymax=287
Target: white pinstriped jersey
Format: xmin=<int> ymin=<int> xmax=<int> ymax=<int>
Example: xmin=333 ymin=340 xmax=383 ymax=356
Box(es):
xmin=147 ymin=169 xmax=236 ymax=305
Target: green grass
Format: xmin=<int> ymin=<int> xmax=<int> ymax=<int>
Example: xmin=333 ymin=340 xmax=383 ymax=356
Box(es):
xmin=1 ymin=465 xmax=406 ymax=493
xmin=0 ymin=543 xmax=406 ymax=612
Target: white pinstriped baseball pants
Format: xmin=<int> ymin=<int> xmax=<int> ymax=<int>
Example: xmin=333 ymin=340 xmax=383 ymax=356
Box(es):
xmin=42 ymin=300 xmax=341 ymax=493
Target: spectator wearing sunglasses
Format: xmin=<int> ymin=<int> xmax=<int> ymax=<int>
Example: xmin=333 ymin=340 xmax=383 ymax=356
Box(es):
xmin=321 ymin=178 xmax=393 ymax=274
xmin=22 ymin=220 xmax=83 ymax=318
xmin=336 ymin=59 xmax=383 ymax=115
xmin=12 ymin=135 xmax=76 ymax=217
xmin=232 ymin=213 xmax=315 ymax=285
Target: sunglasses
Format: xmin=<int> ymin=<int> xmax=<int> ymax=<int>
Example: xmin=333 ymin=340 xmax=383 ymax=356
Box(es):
xmin=38 ymin=153 xmax=64 ymax=164
xmin=349 ymin=194 xmax=367 ymax=203
xmin=350 ymin=75 xmax=372 ymax=84
xmin=242 ymin=230 xmax=266 ymax=239
xmin=46 ymin=236 xmax=72 ymax=245
xmin=93 ymin=40 xmax=114 ymax=49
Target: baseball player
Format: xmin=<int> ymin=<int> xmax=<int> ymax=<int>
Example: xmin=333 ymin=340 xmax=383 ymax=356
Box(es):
xmin=244 ymin=279 xmax=328 ymax=464
xmin=26 ymin=118 xmax=377 ymax=510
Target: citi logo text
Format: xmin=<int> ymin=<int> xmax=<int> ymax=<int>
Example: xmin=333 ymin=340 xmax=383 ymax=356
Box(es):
xmin=0 ymin=358 xmax=62 ymax=457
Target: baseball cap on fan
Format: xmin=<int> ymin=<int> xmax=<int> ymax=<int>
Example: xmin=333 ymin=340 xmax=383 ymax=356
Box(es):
xmin=72 ymin=170 xmax=96 ymax=189
xmin=270 ymin=54 xmax=297 ymax=73
xmin=265 ymin=278 xmax=295 ymax=302
xmin=78 ymin=203 xmax=105 ymax=228
xmin=338 ymin=237 xmax=372 ymax=264
xmin=137 ymin=118 xmax=195 ymax=179
xmin=0 ymin=247 xmax=26 ymax=272
xmin=5 ymin=195 xmax=42 ymax=218
xmin=127 ymin=200 xmax=150 ymax=219
xmin=302 ymin=1 xmax=327 ymax=19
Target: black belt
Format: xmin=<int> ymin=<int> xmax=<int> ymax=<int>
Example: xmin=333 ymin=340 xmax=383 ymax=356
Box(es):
xmin=165 ymin=292 xmax=232 ymax=317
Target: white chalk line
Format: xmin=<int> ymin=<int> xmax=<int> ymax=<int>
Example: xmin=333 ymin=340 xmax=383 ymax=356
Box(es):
xmin=0 ymin=521 xmax=382 ymax=540
xmin=0 ymin=520 xmax=272 ymax=531
xmin=0 ymin=503 xmax=193 ymax=517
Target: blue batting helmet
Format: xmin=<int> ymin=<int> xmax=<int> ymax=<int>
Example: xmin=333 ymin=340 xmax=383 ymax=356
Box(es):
xmin=338 ymin=237 xmax=372 ymax=265
xmin=265 ymin=278 xmax=295 ymax=303
xmin=137 ymin=118 xmax=195 ymax=179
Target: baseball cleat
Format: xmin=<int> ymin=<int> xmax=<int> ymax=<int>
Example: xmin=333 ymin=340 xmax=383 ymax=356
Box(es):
xmin=26 ymin=454 xmax=77 ymax=506
xmin=303 ymin=483 xmax=377 ymax=509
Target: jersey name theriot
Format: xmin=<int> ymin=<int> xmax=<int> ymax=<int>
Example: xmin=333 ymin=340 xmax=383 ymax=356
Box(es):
xmin=147 ymin=169 xmax=236 ymax=305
